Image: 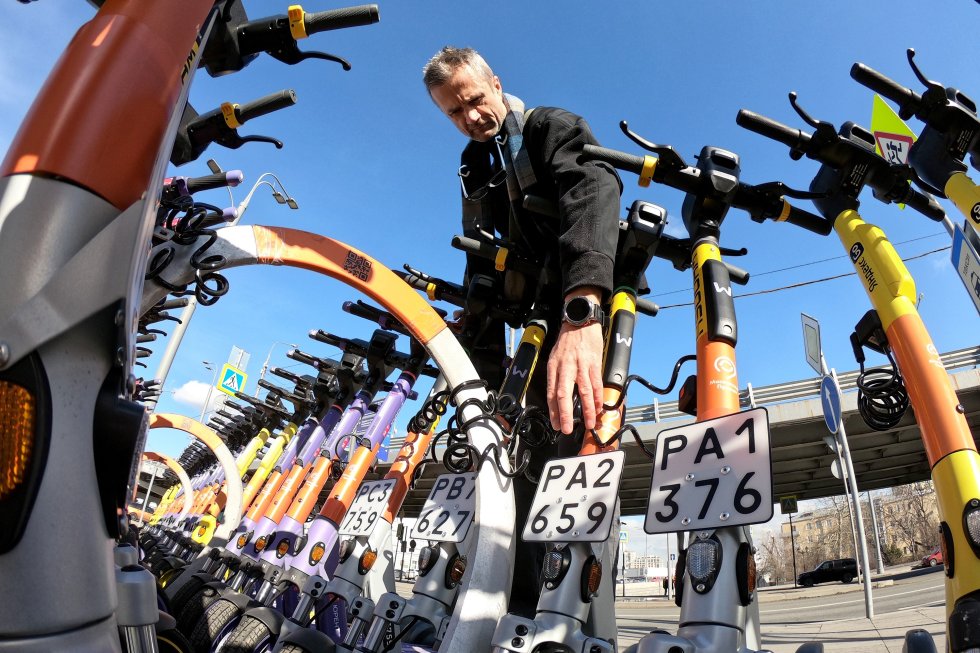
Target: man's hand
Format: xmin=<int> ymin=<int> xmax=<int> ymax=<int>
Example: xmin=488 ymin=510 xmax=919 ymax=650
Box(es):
xmin=547 ymin=289 xmax=604 ymax=434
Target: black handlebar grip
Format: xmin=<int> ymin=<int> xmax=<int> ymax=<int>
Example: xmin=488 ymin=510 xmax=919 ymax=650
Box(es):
xmin=310 ymin=330 xmax=343 ymax=347
xmin=258 ymin=379 xmax=290 ymax=395
xmin=635 ymin=298 xmax=659 ymax=317
xmin=450 ymin=235 xmax=539 ymax=275
xmin=849 ymin=63 xmax=922 ymax=111
xmin=158 ymin=297 xmax=190 ymax=311
xmin=304 ymin=4 xmax=380 ymax=34
xmin=394 ymin=270 xmax=429 ymax=291
xmin=342 ymin=300 xmax=382 ymax=322
xmin=271 ymin=368 xmax=302 ymax=384
xmin=904 ymin=188 xmax=948 ymax=222
xmin=185 ymin=170 xmax=244 ymax=194
xmin=724 ymin=262 xmax=750 ymax=286
xmin=736 ymin=109 xmax=811 ymax=151
xmin=783 ymin=204 xmax=833 ymax=236
xmin=580 ymin=144 xmax=645 ymax=174
xmin=287 ymin=348 xmax=319 ymax=367
xmin=236 ymin=90 xmax=297 ymax=124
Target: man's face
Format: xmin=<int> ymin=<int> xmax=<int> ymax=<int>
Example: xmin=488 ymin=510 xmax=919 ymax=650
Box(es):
xmin=430 ymin=65 xmax=508 ymax=142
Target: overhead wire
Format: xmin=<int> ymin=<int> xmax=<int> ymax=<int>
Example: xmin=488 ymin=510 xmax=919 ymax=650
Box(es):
xmin=654 ymin=245 xmax=951 ymax=310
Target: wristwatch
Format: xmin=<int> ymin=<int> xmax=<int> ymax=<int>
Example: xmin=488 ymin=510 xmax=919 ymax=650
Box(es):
xmin=562 ymin=296 xmax=604 ymax=327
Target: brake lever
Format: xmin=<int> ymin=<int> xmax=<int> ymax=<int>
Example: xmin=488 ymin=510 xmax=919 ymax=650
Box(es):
xmin=719 ymin=246 xmax=748 ymax=257
xmin=267 ymin=41 xmax=352 ymax=70
xmin=233 ymin=134 xmax=284 ymax=150
xmin=619 ymin=121 xmax=688 ymax=171
xmin=402 ymin=263 xmax=432 ymax=283
xmin=907 ymin=48 xmax=944 ymax=98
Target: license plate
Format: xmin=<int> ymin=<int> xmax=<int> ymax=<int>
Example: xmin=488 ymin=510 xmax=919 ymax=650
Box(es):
xmin=644 ymin=408 xmax=772 ymax=534
xmin=412 ymin=473 xmax=477 ymax=543
xmin=339 ymin=479 xmax=396 ymax=536
xmin=522 ymin=451 xmax=624 ymax=543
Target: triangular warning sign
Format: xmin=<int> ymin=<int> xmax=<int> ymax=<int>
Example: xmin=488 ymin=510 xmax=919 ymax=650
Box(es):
xmin=871 ymin=94 xmax=916 ymax=164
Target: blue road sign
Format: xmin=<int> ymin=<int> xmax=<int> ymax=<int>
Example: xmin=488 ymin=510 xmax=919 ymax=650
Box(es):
xmin=820 ymin=375 xmax=842 ymax=435
xmin=217 ymin=363 xmax=247 ymax=397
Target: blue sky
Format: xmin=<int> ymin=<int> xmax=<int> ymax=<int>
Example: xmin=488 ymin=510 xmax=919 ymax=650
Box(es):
xmin=2 ymin=2 xmax=978 ymax=559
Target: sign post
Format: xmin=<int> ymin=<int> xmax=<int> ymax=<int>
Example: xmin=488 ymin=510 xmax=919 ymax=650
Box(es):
xmin=801 ymin=314 xmax=874 ymax=617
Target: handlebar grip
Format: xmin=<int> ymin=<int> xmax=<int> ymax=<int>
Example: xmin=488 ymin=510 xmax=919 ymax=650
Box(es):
xmin=186 ymin=170 xmax=244 ymax=194
xmin=394 ymin=270 xmax=429 ymax=292
xmin=736 ymin=109 xmax=811 ymax=151
xmin=271 ymin=368 xmax=302 ymax=384
xmin=451 ymin=235 xmax=539 ymax=275
xmin=342 ymin=299 xmax=382 ymax=322
xmin=849 ymin=63 xmax=922 ymax=112
xmin=136 ymin=334 xmax=157 ymax=343
xmin=580 ymin=144 xmax=646 ymax=174
xmin=236 ymin=90 xmax=297 ymax=124
xmin=725 ymin=262 xmax=750 ymax=286
xmin=904 ymin=188 xmax=948 ymax=222
xmin=304 ymin=4 xmax=380 ymax=35
xmin=310 ymin=329 xmax=343 ymax=348
xmin=258 ymin=379 xmax=289 ymax=395
xmin=287 ymin=348 xmax=319 ymax=367
xmin=157 ymin=297 xmax=190 ymax=311
xmin=783 ymin=203 xmax=833 ymax=236
xmin=635 ymin=298 xmax=659 ymax=317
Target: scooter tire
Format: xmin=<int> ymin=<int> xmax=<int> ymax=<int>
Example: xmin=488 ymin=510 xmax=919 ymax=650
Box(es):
xmin=218 ymin=615 xmax=275 ymax=653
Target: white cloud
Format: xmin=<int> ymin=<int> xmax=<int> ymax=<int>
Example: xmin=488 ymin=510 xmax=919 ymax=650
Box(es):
xmin=172 ymin=380 xmax=225 ymax=416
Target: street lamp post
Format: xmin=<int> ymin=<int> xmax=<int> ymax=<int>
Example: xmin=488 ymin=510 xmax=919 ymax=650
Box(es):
xmin=256 ymin=341 xmax=299 ymax=396
xmin=199 ymin=361 xmax=219 ymax=422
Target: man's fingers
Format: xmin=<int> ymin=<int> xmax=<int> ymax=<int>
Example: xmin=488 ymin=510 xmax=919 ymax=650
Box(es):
xmin=556 ymin=364 xmax=577 ymax=435
xmin=590 ymin=360 xmax=604 ymax=417
xmin=578 ymin=369 xmax=596 ymax=431
xmin=547 ymin=357 xmax=559 ymax=431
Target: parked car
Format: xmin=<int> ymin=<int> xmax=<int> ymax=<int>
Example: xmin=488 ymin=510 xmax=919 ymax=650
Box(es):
xmin=918 ymin=547 xmax=943 ymax=568
xmin=798 ymin=558 xmax=858 ymax=587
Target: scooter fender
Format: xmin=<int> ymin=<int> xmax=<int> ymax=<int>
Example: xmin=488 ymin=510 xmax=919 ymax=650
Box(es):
xmin=275 ymin=620 xmax=337 ymax=653
xmin=240 ymin=606 xmax=285 ymax=638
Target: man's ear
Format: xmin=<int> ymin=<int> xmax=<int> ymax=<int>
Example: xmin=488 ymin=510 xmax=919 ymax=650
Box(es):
xmin=492 ymin=75 xmax=503 ymax=93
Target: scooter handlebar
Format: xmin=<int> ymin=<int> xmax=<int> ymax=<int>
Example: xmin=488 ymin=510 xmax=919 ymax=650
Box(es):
xmin=304 ymin=4 xmax=380 ymax=34
xmin=735 ymin=109 xmax=812 ymax=151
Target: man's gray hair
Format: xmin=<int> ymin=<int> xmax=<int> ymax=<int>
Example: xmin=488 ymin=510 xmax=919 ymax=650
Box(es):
xmin=422 ymin=46 xmax=495 ymax=91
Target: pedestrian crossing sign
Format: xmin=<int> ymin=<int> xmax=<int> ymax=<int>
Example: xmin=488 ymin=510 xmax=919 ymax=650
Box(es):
xmin=217 ymin=363 xmax=247 ymax=397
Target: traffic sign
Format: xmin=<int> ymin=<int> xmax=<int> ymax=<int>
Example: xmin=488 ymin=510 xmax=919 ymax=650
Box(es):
xmin=780 ymin=496 xmax=799 ymax=515
xmin=619 ymin=530 xmax=628 ymax=543
xmin=820 ymin=375 xmax=842 ymax=434
xmin=800 ymin=313 xmax=823 ymax=376
xmin=951 ymin=223 xmax=980 ymax=316
xmin=217 ymin=363 xmax=247 ymax=397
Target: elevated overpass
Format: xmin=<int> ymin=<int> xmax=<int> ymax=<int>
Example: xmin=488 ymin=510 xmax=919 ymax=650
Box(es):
xmin=392 ymin=346 xmax=980 ymax=516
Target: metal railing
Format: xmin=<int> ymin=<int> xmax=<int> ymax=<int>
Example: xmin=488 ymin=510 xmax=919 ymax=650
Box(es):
xmin=624 ymin=345 xmax=980 ymax=425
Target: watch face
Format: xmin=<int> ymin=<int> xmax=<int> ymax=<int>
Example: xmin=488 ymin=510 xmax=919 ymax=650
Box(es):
xmin=565 ymin=297 xmax=592 ymax=323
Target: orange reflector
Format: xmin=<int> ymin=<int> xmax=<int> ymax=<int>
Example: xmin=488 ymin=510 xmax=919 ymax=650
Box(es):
xmin=447 ymin=555 xmax=467 ymax=587
xmin=310 ymin=542 xmax=326 ymax=565
xmin=747 ymin=552 xmax=757 ymax=594
xmin=276 ymin=540 xmax=291 ymax=557
xmin=236 ymin=534 xmax=248 ymax=549
xmin=359 ymin=549 xmax=378 ymax=574
xmin=255 ymin=536 xmax=268 ymax=552
xmin=0 ymin=382 xmax=34 ymax=501
xmin=586 ymin=558 xmax=602 ymax=596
